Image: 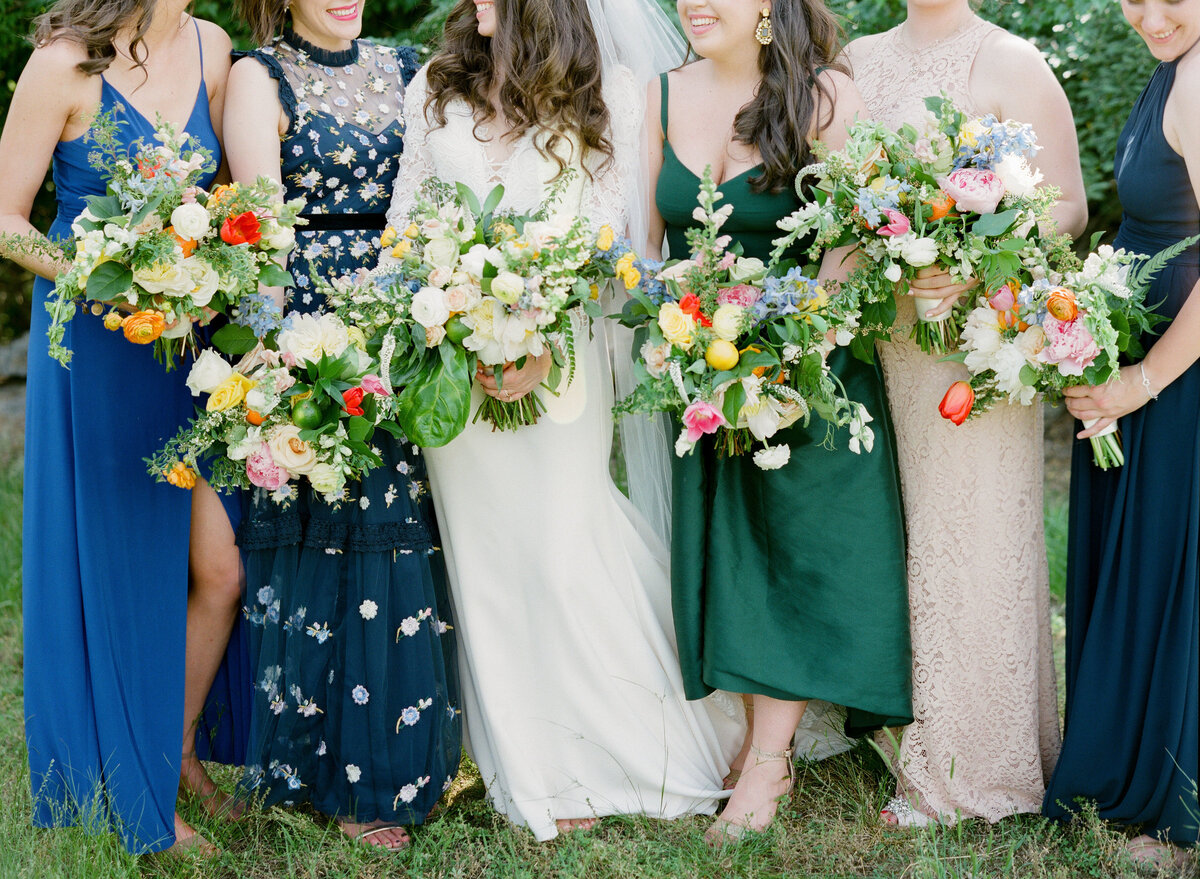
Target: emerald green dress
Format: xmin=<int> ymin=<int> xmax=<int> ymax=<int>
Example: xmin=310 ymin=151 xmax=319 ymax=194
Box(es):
xmin=657 ymin=75 xmax=913 ymax=735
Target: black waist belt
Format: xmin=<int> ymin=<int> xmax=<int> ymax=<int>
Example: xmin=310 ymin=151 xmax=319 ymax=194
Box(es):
xmin=298 ymin=212 xmax=388 ymax=231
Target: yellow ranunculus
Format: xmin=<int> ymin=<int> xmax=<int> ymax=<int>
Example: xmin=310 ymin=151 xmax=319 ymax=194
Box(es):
xmin=615 ymin=252 xmax=641 ymax=290
xmin=164 ymin=461 xmax=197 ymax=489
xmin=345 ymin=325 xmax=368 ymax=351
xmin=103 ymin=311 xmax=124 ymax=331
xmin=657 ymin=302 xmax=695 ymax=350
xmin=391 ymin=238 xmax=413 ymax=259
xmin=596 ymin=225 xmax=615 ymax=251
xmin=206 ymin=372 xmax=255 ymax=412
xmin=380 ymin=226 xmax=397 ymax=248
xmin=403 ymin=223 xmax=420 ymax=239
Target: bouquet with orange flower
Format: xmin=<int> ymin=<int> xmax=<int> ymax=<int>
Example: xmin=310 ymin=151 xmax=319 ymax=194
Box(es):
xmin=147 ymin=312 xmax=398 ymax=505
xmin=45 ymin=113 xmax=304 ymax=368
xmin=940 ymin=239 xmax=1196 ymax=468
xmin=615 ymin=168 xmax=874 ymax=470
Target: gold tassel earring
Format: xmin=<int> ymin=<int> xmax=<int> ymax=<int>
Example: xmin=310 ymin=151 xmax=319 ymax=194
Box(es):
xmin=755 ymin=8 xmax=773 ymax=46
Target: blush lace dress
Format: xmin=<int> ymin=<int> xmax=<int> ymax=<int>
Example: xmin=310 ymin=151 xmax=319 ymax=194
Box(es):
xmin=849 ymin=17 xmax=1061 ymax=822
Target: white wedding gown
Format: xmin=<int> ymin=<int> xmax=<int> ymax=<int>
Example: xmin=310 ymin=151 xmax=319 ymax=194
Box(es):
xmin=385 ymin=67 xmax=742 ymax=841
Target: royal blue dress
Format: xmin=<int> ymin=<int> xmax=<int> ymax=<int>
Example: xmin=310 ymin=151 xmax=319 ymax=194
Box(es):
xmin=235 ymin=33 xmax=461 ymax=825
xmin=22 ymin=23 xmax=242 ymax=855
xmin=1043 ymin=56 xmax=1199 ymax=845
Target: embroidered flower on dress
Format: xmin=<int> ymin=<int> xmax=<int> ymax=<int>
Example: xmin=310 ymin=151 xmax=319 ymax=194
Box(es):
xmin=346 ymin=764 xmax=362 ymax=783
xmin=306 ymin=621 xmax=333 ymax=643
xmin=351 ymin=684 xmax=370 ymax=705
xmin=359 ymin=599 xmax=378 ymax=620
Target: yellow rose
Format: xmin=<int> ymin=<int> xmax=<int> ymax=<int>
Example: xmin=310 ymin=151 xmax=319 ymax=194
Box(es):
xmin=657 ymin=302 xmax=695 ymax=350
xmin=380 ymin=226 xmax=397 ymax=248
xmin=404 ymin=223 xmax=420 ymax=239
xmin=615 ymin=252 xmax=641 ymax=290
xmin=206 ymin=372 xmax=255 ymax=412
xmin=391 ymin=239 xmax=413 ymax=259
xmin=596 ymin=225 xmax=615 ymax=251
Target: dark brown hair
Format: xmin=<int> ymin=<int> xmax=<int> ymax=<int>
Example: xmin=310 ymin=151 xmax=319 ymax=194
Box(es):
xmin=236 ymin=0 xmax=288 ymax=47
xmin=424 ymin=0 xmax=614 ymax=179
xmin=734 ymin=0 xmax=848 ymax=193
xmin=32 ymin=0 xmax=156 ymax=76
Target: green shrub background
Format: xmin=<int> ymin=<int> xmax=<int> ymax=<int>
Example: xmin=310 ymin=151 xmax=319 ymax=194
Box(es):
xmin=0 ymin=0 xmax=1158 ymax=343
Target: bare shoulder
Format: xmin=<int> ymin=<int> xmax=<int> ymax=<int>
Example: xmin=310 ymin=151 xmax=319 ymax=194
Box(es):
xmin=229 ymin=54 xmax=276 ymax=89
xmin=1166 ymin=49 xmax=1200 ymax=147
xmin=975 ymin=28 xmax=1054 ymax=83
xmin=24 ymin=37 xmax=92 ymax=84
xmin=195 ymin=18 xmax=233 ymax=54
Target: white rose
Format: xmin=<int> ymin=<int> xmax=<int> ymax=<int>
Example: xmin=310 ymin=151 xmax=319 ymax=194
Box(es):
xmin=307 ymin=462 xmax=344 ymax=497
xmin=459 ymin=243 xmax=499 ymax=280
xmin=753 ymin=445 xmax=791 ymax=470
xmin=444 ymin=284 xmax=479 ymax=313
xmin=428 ymin=266 xmax=453 ymax=288
xmin=260 ymin=221 xmax=296 ymax=252
xmin=884 ymin=262 xmax=903 ymax=283
xmin=729 ymin=257 xmax=766 ymax=283
xmin=424 ymin=236 xmax=460 ymax=270
xmin=710 ymin=304 xmax=745 ymax=342
xmin=1014 ymin=325 xmax=1046 ymax=365
xmin=420 ymin=218 xmax=448 ymax=239
xmin=170 ymin=203 xmax=211 ymax=240
xmin=900 ymin=236 xmax=940 ymax=268
xmin=640 ymin=339 xmax=670 ymax=378
xmin=267 ymin=424 xmax=318 ymax=476
xmin=425 ymin=325 xmax=446 ymax=347
xmin=490 ymin=271 xmax=525 ymax=306
xmin=410 ymin=286 xmax=451 ymax=328
xmin=186 ymin=349 xmax=233 ymax=396
xmin=184 ymin=258 xmax=220 ymax=308
xmin=134 ymin=261 xmax=193 ymax=297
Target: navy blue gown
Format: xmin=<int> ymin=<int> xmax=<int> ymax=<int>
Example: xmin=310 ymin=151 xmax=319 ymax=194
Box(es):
xmin=22 ymin=23 xmax=243 ymax=855
xmin=235 ymin=33 xmax=461 ymax=825
xmin=1043 ymin=56 xmax=1199 ymax=845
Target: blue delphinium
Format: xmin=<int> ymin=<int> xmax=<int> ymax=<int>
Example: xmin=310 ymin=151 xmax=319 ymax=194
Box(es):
xmin=754 ymin=267 xmax=824 ymax=321
xmin=232 ymin=289 xmax=285 ymax=336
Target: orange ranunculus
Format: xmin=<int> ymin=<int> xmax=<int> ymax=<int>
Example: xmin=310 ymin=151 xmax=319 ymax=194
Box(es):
xmin=924 ymin=191 xmax=956 ymax=221
xmin=122 ymin=310 xmax=166 ymax=345
xmin=164 ymin=461 xmax=197 ymax=489
xmin=939 ymin=380 xmax=975 ymax=426
xmin=207 ymin=184 xmax=236 ymax=207
xmin=1046 ymin=287 xmax=1079 ymax=322
xmin=220 ymin=211 xmax=262 ymax=246
xmin=246 ymin=409 xmax=266 ymax=426
xmin=166 ymin=226 xmax=198 ymax=257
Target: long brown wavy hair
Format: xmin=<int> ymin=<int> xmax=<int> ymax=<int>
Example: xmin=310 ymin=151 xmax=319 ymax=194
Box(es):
xmin=424 ymin=0 xmax=614 ymax=179
xmin=32 ymin=0 xmax=157 ymax=76
xmin=733 ymin=0 xmax=848 ymax=193
xmin=236 ymin=0 xmax=288 ymax=47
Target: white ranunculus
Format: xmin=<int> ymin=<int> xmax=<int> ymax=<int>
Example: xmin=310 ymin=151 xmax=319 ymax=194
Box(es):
xmin=186 ymin=349 xmax=234 ymax=396
xmin=900 ymin=235 xmax=940 ymax=268
xmin=522 ymin=219 xmax=570 ymax=248
xmin=459 ymin=243 xmax=500 ymax=280
xmin=170 ymin=203 xmax=211 ymax=240
xmin=277 ymin=312 xmax=350 ymax=364
xmin=184 ymin=258 xmax=220 ymax=308
xmin=444 ymin=284 xmax=481 ymax=313
xmin=753 ymin=445 xmax=791 ymax=470
xmin=410 ymin=286 xmax=451 ymax=328
xmin=267 ymin=424 xmax=318 ymax=476
xmin=307 ymin=462 xmax=344 ymax=497
xmin=710 ymin=304 xmax=745 ymax=342
xmin=260 ymin=221 xmax=296 ymax=252
xmin=427 ymin=266 xmax=453 ymax=288
xmin=424 ymin=236 xmax=460 ymax=270
xmin=490 ymin=271 xmax=525 ymax=306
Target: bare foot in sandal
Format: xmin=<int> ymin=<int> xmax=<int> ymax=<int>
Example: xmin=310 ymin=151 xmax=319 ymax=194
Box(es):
xmin=163 ymin=813 xmax=219 ymax=858
xmin=556 ymin=817 xmax=600 ymax=833
xmin=339 ymin=818 xmax=411 ymax=851
xmin=179 ymin=753 xmax=246 ymax=820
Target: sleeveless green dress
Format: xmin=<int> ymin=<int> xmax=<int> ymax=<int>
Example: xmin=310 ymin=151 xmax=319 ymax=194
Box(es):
xmin=657 ymin=75 xmax=913 ymax=734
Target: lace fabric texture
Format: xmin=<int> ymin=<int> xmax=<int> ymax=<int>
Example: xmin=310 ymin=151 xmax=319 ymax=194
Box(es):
xmin=852 ymin=19 xmax=1061 ymax=822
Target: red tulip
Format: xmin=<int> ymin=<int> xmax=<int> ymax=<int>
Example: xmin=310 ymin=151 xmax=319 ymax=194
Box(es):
xmin=939 ymin=381 xmax=975 ymax=426
xmin=342 ymin=387 xmax=365 ymax=417
xmin=220 ymin=211 xmax=262 ymax=246
xmin=678 ymin=292 xmax=712 ymax=327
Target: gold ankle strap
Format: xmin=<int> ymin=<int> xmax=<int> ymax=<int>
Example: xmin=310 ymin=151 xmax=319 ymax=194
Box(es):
xmin=750 ymin=745 xmax=796 ymax=783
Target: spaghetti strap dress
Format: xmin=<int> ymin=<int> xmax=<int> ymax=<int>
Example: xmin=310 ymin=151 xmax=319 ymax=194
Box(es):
xmin=1043 ymin=56 xmax=1199 ymax=845
xmin=656 ymin=74 xmax=914 ymax=734
xmin=22 ymin=21 xmax=235 ymax=854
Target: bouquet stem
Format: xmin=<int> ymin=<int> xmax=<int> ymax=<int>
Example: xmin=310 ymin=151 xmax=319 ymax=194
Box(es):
xmin=911 ymin=296 xmax=961 ymax=355
xmin=1083 ymin=418 xmax=1124 ymax=469
xmin=715 ymin=428 xmax=754 ymax=458
xmin=474 ymin=392 xmax=546 ymax=431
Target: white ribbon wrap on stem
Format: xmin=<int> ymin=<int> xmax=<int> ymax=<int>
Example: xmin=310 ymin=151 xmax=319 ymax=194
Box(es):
xmin=914 ymin=296 xmax=952 ymax=323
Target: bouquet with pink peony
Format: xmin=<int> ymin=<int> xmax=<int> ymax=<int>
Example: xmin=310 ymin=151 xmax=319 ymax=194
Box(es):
xmin=772 ymin=95 xmax=1071 ymax=358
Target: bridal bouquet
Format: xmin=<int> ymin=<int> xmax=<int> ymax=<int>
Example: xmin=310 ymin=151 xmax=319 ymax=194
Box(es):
xmin=147 ymin=313 xmax=397 ymax=504
xmin=938 ymin=240 xmax=1195 ymax=469
xmin=771 ymin=96 xmax=1069 ymax=358
xmin=46 ymin=115 xmax=303 ymax=368
xmin=615 ymin=169 xmax=874 ymax=471
xmin=324 ymin=179 xmax=620 ymax=443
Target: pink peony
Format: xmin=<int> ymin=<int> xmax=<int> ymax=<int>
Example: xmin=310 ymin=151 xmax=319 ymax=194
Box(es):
xmin=716 ymin=284 xmax=762 ymax=308
xmin=1037 ymin=314 xmax=1099 ymax=377
xmin=937 ymin=168 xmax=1005 ymax=215
xmin=360 ymin=374 xmax=390 ymax=396
xmin=682 ymin=400 xmax=727 ymax=443
xmin=876 ymin=209 xmax=911 ymax=237
xmin=988 ymin=283 xmax=1016 ymax=311
xmin=246 ymin=442 xmax=290 ymax=490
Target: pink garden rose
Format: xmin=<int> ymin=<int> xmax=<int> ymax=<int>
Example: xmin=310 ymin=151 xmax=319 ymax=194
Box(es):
xmin=937 ymin=168 xmax=1005 ymax=215
xmin=682 ymin=400 xmax=727 ymax=443
xmin=876 ymin=209 xmax=911 ymax=237
xmin=246 ymin=442 xmax=290 ymax=490
xmin=716 ymin=284 xmax=762 ymax=308
xmin=1038 ymin=314 xmax=1099 ymax=377
xmin=360 ymin=374 xmax=390 ymax=396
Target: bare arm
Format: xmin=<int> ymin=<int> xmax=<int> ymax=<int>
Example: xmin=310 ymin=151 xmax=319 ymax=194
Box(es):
xmin=0 ymin=42 xmax=93 ymax=280
xmin=222 ymin=56 xmax=286 ymax=187
xmin=644 ymin=76 xmax=666 ymax=260
xmin=1064 ymin=58 xmax=1200 ymax=436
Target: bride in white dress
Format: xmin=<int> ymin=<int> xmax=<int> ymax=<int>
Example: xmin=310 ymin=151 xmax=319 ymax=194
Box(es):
xmin=383 ymin=0 xmax=741 ymax=841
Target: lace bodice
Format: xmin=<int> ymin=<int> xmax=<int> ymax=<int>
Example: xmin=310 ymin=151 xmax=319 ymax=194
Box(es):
xmin=851 ymin=18 xmax=998 ymax=133
xmin=386 ymin=66 xmax=641 ymax=232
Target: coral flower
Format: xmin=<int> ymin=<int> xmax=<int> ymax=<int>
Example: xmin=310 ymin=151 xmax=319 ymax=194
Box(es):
xmin=220 ymin=211 xmax=262 ymax=246
xmin=166 ymin=226 xmax=198 ymax=257
xmin=939 ymin=380 xmax=975 ymax=425
xmin=122 ymin=310 xmax=166 ymax=345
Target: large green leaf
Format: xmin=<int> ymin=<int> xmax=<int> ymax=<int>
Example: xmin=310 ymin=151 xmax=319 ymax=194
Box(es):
xmin=84 ymin=260 xmax=133 ymax=303
xmin=971 ymin=209 xmax=1021 ymax=238
xmin=395 ymin=344 xmax=472 ymax=447
xmin=257 ymin=263 xmax=293 ymax=287
xmin=211 ymin=322 xmax=261 ymax=355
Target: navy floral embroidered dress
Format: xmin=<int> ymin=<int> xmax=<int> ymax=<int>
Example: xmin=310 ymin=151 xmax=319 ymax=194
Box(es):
xmin=236 ymin=31 xmax=460 ymax=825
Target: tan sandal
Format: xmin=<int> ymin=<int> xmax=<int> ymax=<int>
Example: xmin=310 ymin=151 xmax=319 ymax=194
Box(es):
xmin=706 ymin=745 xmax=795 ymax=845
xmin=348 ymin=822 xmax=411 ymax=852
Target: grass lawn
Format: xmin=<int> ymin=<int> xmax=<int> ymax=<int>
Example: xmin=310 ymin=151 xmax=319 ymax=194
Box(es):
xmin=0 ymin=427 xmax=1190 ymax=878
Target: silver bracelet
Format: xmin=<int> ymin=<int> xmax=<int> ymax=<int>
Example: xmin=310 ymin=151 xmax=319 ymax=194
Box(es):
xmin=1140 ymin=362 xmax=1159 ymax=400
